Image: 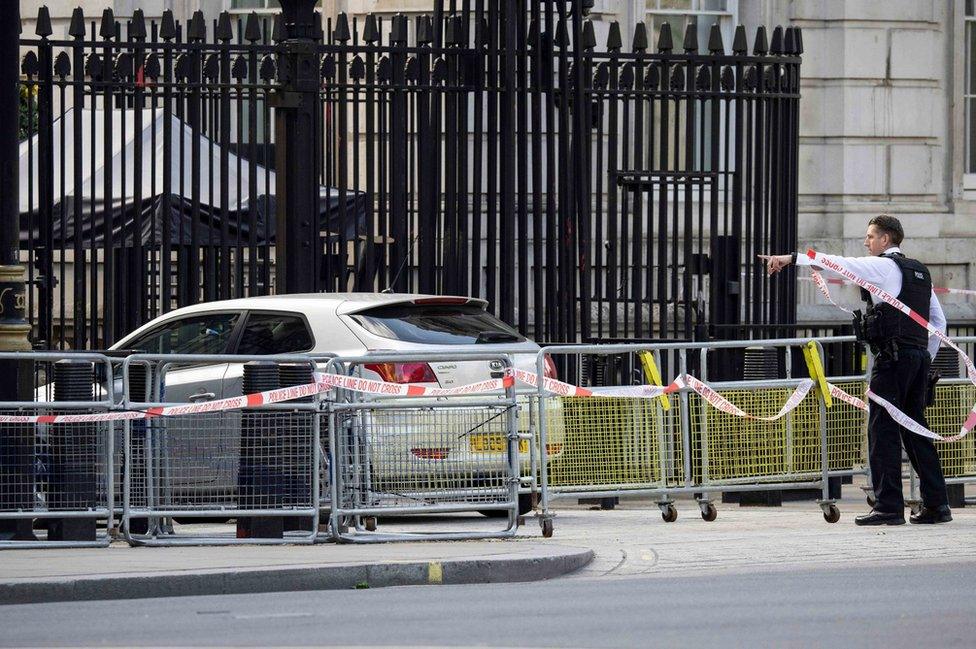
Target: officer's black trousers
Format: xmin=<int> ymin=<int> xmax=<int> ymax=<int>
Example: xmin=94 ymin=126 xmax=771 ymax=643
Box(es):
xmin=868 ymin=347 xmax=948 ymax=513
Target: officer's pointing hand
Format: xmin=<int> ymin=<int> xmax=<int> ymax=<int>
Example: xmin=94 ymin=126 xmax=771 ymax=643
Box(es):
xmin=758 ymin=254 xmax=792 ymax=276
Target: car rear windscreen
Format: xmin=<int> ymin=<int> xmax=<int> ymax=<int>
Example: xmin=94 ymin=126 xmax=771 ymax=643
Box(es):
xmin=350 ymin=304 xmax=526 ymax=345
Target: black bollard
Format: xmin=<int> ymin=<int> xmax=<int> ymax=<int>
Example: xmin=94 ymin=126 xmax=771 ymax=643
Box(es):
xmin=279 ymin=363 xmax=314 ymax=532
xmin=48 ymin=360 xmax=96 ymax=541
xmin=126 ymin=363 xmax=150 ymax=535
xmin=237 ymin=361 xmax=282 ymax=539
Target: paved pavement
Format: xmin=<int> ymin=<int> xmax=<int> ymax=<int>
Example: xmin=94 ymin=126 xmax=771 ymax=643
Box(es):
xmin=1 ymin=483 xmax=973 ymax=605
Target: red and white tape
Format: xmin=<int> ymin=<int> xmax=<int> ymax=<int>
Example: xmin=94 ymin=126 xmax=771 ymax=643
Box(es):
xmin=0 ymin=351 xmax=849 ymax=428
xmin=1 ymin=372 xmax=517 ymax=425
xmin=0 ymin=380 xmax=327 ymax=425
xmin=519 ymin=368 xmax=815 ymax=423
xmin=514 ymin=367 xmax=681 ymax=398
xmin=801 ymin=274 xmax=976 ymax=297
xmin=826 ymin=381 xmax=968 ymax=443
xmin=806 ymin=249 xmax=976 ymax=439
xmin=316 ymin=371 xmax=513 ymax=398
xmin=682 ymin=375 xmax=814 ymax=422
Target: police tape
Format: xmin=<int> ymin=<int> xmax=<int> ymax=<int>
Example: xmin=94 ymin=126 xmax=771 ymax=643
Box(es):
xmin=826 ymin=381 xmax=969 ymax=443
xmin=800 ymin=274 xmax=976 ymax=297
xmin=316 ymin=371 xmax=514 ymax=398
xmin=681 ymin=375 xmax=814 ymax=422
xmin=806 ymin=249 xmax=976 ymax=439
xmin=511 ymin=368 xmax=680 ymax=398
xmin=0 ymin=372 xmax=516 ymax=424
xmin=2 ymin=366 xmax=822 ymax=426
xmin=810 ymin=270 xmax=854 ymax=315
xmin=517 ymin=368 xmax=815 ymax=422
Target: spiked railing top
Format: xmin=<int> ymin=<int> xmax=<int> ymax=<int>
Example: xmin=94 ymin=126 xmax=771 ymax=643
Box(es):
xmin=732 ymin=25 xmax=747 ymax=55
xmin=160 ymin=10 xmax=177 ymax=41
xmin=271 ymin=14 xmax=284 ymax=42
xmin=632 ymin=22 xmax=647 ymax=52
xmin=68 ymin=7 xmax=86 ymax=38
xmin=606 ymin=21 xmax=622 ymax=51
xmin=362 ymin=15 xmax=379 ymax=44
xmin=187 ymin=10 xmax=206 ymax=41
xmin=243 ymin=12 xmax=261 ymax=42
xmin=35 ymin=6 xmax=53 ymax=38
xmin=417 ymin=15 xmax=433 ymax=46
xmin=99 ymin=8 xmax=115 ymax=40
xmin=707 ymin=23 xmax=723 ymax=54
xmin=753 ymin=25 xmax=768 ymax=55
xmin=656 ymin=22 xmax=673 ymax=53
xmin=215 ymin=12 xmax=233 ymax=41
xmin=333 ymin=12 xmax=351 ymax=42
xmin=129 ymin=9 xmax=147 ymax=40
xmin=390 ymin=14 xmax=408 ymax=45
xmin=581 ymin=20 xmax=596 ymax=50
xmin=682 ymin=21 xmax=698 ymax=53
xmin=769 ymin=25 xmax=783 ymax=55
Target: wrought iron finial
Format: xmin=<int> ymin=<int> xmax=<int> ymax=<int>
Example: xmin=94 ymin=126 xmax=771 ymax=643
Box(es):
xmin=35 ymin=6 xmax=53 ymax=38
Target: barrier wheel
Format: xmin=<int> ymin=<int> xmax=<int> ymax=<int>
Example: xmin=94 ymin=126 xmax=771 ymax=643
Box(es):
xmin=823 ymin=504 xmax=840 ymax=524
xmin=364 ymin=516 xmax=377 ymax=532
xmin=661 ymin=504 xmax=678 ymax=523
xmin=910 ymin=503 xmax=922 ymax=516
xmin=701 ymin=503 xmax=717 ymax=522
xmin=541 ymin=518 xmax=554 ymax=538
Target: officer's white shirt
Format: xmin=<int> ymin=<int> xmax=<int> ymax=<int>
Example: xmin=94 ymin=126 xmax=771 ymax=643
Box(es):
xmin=795 ymin=246 xmax=947 ymax=359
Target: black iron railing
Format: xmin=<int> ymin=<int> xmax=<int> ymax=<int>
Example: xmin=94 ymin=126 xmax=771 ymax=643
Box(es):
xmin=16 ymin=2 xmax=802 ymax=350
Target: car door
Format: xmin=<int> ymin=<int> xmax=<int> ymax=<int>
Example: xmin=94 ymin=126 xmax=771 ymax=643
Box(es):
xmin=222 ymin=310 xmax=316 ymax=397
xmin=121 ymin=311 xmax=242 ymax=403
xmin=220 ymin=311 xmax=318 ymax=506
xmin=121 ymin=311 xmax=243 ymax=496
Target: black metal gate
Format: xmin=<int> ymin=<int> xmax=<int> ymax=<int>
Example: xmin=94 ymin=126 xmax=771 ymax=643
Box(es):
xmin=15 ymin=2 xmax=801 ymax=349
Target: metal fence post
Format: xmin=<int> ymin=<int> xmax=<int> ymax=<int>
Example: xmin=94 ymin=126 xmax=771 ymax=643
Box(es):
xmin=0 ymin=1 xmax=35 ymax=542
xmin=275 ymin=0 xmax=321 ymax=294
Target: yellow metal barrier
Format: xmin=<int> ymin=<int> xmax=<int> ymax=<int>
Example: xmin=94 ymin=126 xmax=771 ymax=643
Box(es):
xmin=824 ymin=380 xmax=867 ymax=472
xmin=690 ymin=387 xmax=823 ymax=483
xmin=926 ymin=382 xmax=976 ymax=478
xmin=544 ymin=397 xmax=685 ymax=490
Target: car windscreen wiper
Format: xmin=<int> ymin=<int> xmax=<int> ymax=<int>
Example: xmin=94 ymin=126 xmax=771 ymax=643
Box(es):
xmin=475 ymin=331 xmax=519 ymax=344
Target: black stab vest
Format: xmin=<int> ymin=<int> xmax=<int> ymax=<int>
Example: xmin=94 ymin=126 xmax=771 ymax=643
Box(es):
xmin=859 ymin=252 xmax=931 ymax=350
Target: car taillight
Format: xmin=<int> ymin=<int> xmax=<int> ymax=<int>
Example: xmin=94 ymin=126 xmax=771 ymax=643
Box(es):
xmin=364 ymin=362 xmax=438 ymax=384
xmin=410 ymin=447 xmax=450 ymax=460
xmin=543 ymin=354 xmax=558 ymax=380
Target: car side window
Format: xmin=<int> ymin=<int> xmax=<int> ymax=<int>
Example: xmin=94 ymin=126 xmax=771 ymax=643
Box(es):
xmin=236 ymin=312 xmax=314 ymax=355
xmin=126 ymin=313 xmax=240 ymax=355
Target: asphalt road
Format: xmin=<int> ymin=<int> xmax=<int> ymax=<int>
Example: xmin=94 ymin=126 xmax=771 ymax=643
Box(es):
xmin=2 ymin=559 xmax=975 ymax=648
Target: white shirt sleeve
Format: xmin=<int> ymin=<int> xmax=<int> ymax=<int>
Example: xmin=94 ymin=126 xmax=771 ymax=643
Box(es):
xmin=928 ymin=290 xmax=946 ymax=359
xmin=794 ymin=251 xmax=898 ymax=290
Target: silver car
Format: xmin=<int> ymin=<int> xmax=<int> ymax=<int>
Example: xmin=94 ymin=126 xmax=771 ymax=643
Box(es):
xmin=109 ymin=293 xmax=564 ymax=515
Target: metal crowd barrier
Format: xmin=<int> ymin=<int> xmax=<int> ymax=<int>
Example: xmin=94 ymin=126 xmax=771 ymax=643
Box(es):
xmin=532 ymin=339 xmax=846 ymax=537
xmin=324 ymin=353 xmax=521 ymax=543
xmin=0 ymin=352 xmax=116 ymax=548
xmin=119 ymin=354 xmax=322 ymax=546
xmin=908 ymin=335 xmax=976 ymax=508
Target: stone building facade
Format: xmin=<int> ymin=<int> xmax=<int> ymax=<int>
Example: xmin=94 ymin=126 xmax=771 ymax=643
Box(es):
xmin=19 ymin=0 xmax=976 ymax=323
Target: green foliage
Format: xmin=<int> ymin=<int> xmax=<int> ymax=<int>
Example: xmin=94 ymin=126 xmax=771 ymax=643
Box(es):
xmin=19 ymin=84 xmax=37 ymax=141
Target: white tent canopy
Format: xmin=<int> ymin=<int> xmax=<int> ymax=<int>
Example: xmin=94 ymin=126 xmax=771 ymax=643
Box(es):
xmin=18 ymin=107 xmax=363 ymax=245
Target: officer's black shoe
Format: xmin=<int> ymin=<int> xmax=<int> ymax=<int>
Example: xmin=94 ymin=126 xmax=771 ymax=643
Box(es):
xmin=909 ymin=505 xmax=952 ymax=525
xmin=854 ymin=510 xmax=906 ymax=526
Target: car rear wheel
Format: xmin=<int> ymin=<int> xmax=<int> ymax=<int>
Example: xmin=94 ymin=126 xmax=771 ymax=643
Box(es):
xmin=480 ymin=493 xmax=534 ymax=518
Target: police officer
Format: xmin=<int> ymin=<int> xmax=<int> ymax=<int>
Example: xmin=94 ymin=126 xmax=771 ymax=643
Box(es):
xmin=760 ymin=215 xmax=951 ymax=525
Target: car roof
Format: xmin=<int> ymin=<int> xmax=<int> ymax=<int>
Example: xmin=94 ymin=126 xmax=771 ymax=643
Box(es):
xmin=135 ymin=293 xmax=490 ymax=320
